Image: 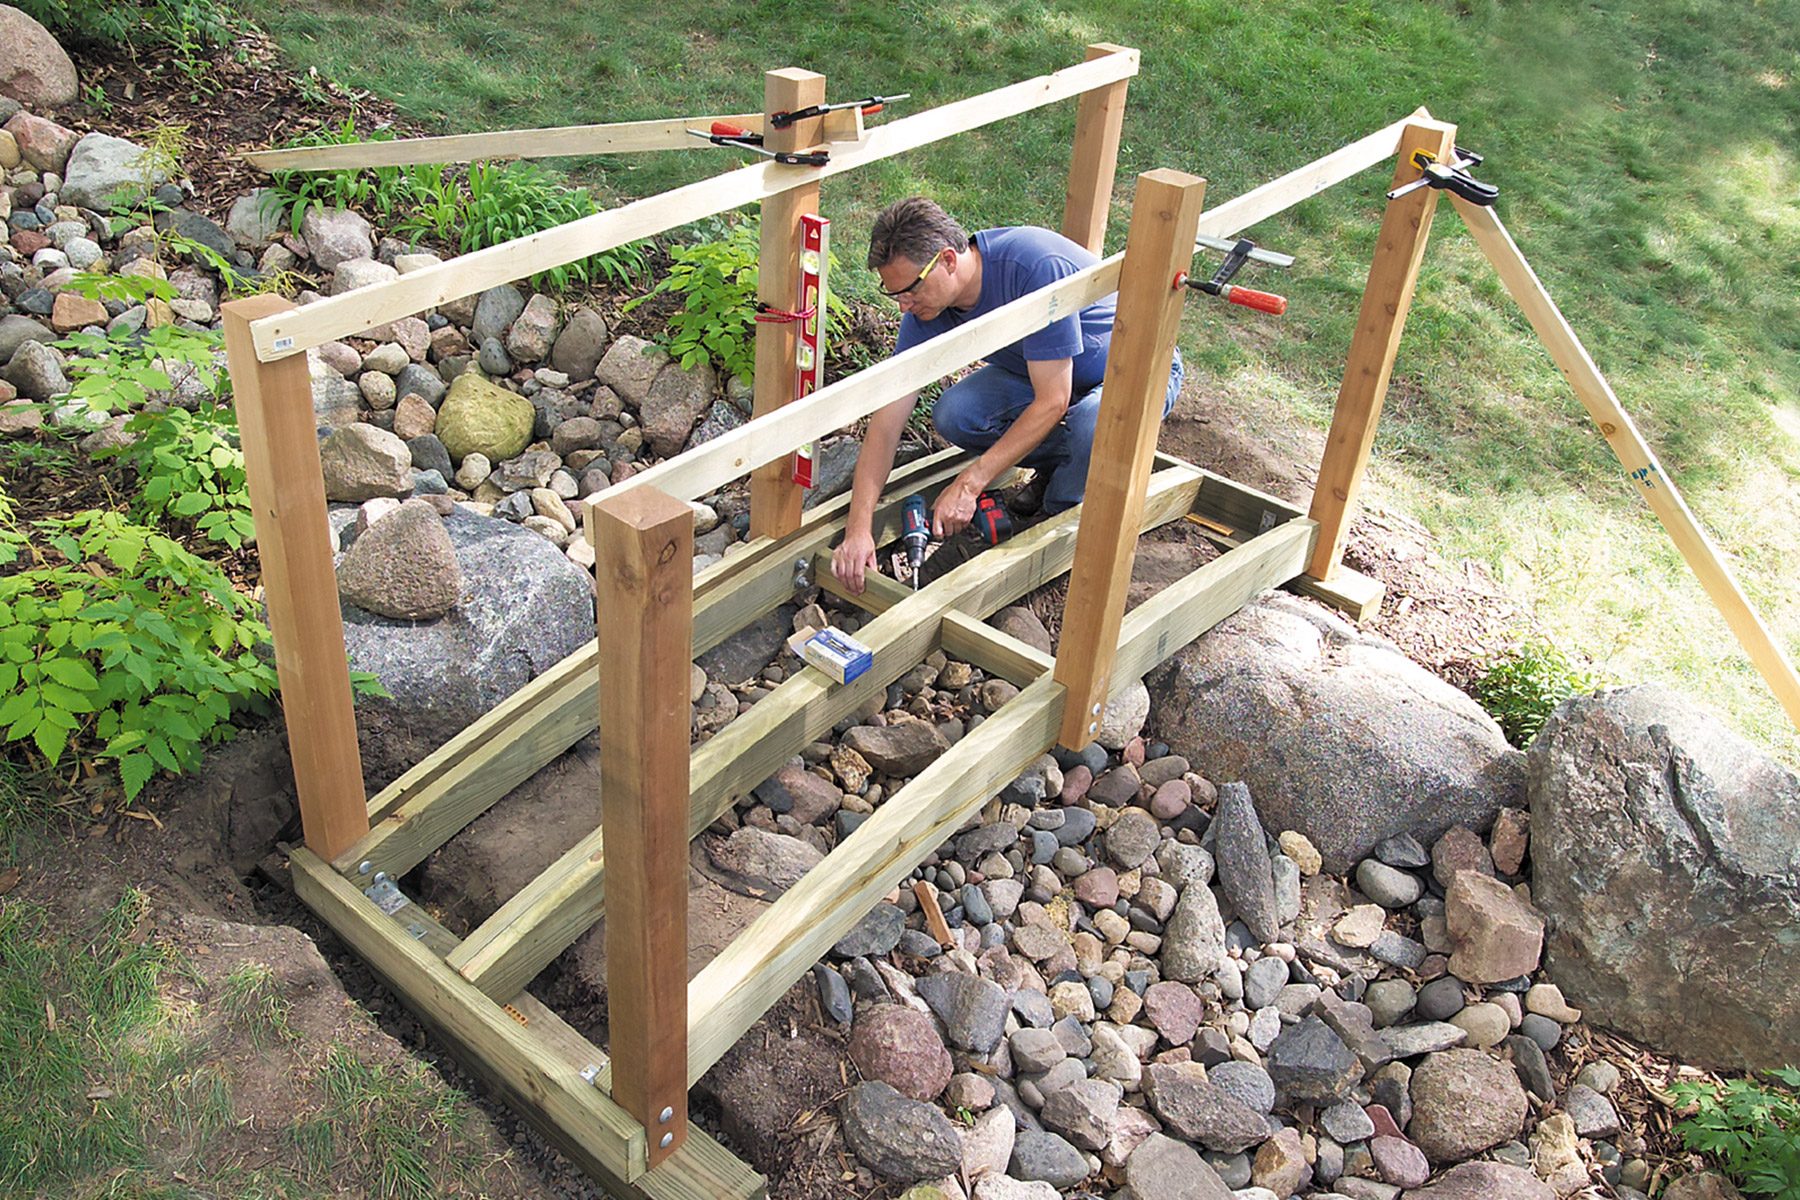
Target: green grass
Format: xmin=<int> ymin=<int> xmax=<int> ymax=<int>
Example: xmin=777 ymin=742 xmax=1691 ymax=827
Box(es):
xmin=238 ymin=0 xmax=1800 ymax=760
xmin=0 ymin=888 xmax=502 ymax=1199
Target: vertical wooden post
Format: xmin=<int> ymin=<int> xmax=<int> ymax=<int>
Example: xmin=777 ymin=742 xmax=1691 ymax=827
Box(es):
xmin=221 ymin=297 xmax=369 ymax=860
xmin=1061 ymin=43 xmax=1135 ymax=254
xmin=592 ymin=485 xmax=693 ymax=1168
xmin=1304 ymin=118 xmax=1457 ymax=581
xmin=748 ymin=67 xmax=827 ymax=541
xmin=1053 ymin=170 xmax=1207 ymax=750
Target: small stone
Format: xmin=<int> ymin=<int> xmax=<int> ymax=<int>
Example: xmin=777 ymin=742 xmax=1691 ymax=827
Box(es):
xmin=1565 ymin=1082 xmax=1620 ymax=1139
xmin=813 ymin=963 xmax=852 ymax=1024
xmin=1356 ymin=859 xmax=1425 ymax=909
xmin=1505 ymin=1034 xmax=1556 ymax=1102
xmin=1524 ymin=982 xmax=1582 ymax=1024
xmin=1448 ymin=1001 xmax=1510 ymax=1049
xmin=840 ymin=1081 xmax=963 ymax=1184
xmin=1008 ymin=1130 xmax=1088 ymax=1190
xmin=1265 ymin=1015 xmax=1360 ymax=1104
xmin=916 ymin=972 xmax=1010 ymax=1054
xmin=1208 ymin=1059 xmax=1275 ymax=1114
xmin=1333 ymin=903 xmax=1387 ymax=948
xmin=961 ymin=1105 xmax=1016 ymax=1188
xmin=1404 ymin=1160 xmax=1556 ymax=1200
xmin=1370 ymin=1135 xmax=1430 ymax=1188
xmin=1431 ymin=826 xmax=1494 ymax=888
xmin=1444 ymin=872 xmax=1544 ymax=984
xmin=1320 ymin=1099 xmax=1376 ymax=1144
xmin=1528 ymin=1112 xmax=1588 ymax=1196
xmin=1378 ymin=1022 xmax=1468 ymax=1058
xmin=1574 ymin=1060 xmax=1621 ymax=1095
xmin=1142 ymin=981 xmax=1203 ymax=1046
xmin=1518 ymin=1013 xmax=1562 ymax=1051
xmin=1408 ymin=1048 xmax=1530 ymax=1164
xmin=1125 ymin=1133 xmax=1235 ymax=1200
xmin=1489 ymin=807 xmax=1530 ymax=875
xmin=1374 ymin=833 xmax=1431 ymax=870
xmin=1212 ymin=781 xmax=1279 ymax=943
xmin=1251 ymin=1127 xmax=1310 ymax=1196
xmin=1363 ymin=979 xmax=1416 ymax=1028
xmin=1243 ymin=955 xmax=1290 ymax=1011
xmin=1414 ymin=976 xmax=1466 ymax=1022
xmin=849 ymin=1005 xmax=952 ymax=1101
xmin=1141 ymin=1062 xmax=1268 ymax=1153
xmin=1279 ymin=830 xmax=1322 ymax=876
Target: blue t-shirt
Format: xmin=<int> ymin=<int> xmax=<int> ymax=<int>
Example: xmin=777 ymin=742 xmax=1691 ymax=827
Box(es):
xmin=893 ymin=227 xmax=1115 ymax=392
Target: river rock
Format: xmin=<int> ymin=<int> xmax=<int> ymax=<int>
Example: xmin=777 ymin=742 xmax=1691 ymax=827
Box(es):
xmin=704 ymin=827 xmax=823 ymax=896
xmin=551 ymin=306 xmax=608 ymax=380
xmin=843 ymin=721 xmax=949 ymax=776
xmin=1407 ymin=1048 xmax=1528 ymax=1164
xmin=849 ymin=1005 xmax=952 ymax=1101
xmin=60 ymin=133 xmax=166 ymax=210
xmin=1213 ymin=781 xmax=1279 ymax=942
xmin=1445 ymin=871 xmax=1543 ymax=984
xmin=1402 ymin=1160 xmax=1556 ymax=1200
xmin=1125 ymin=1133 xmax=1233 ymax=1200
xmin=640 ymin=356 xmax=716 ymax=457
xmin=1160 ymin=878 xmax=1227 ymax=983
xmin=435 ymin=372 xmax=535 ymax=464
xmin=916 ymin=972 xmax=1008 ymax=1054
xmin=336 ymin=499 xmax=460 ymax=619
xmin=1141 ymin=1062 xmax=1269 ymax=1152
xmin=320 ymin=423 xmax=414 ymax=501
xmin=1 ymin=337 xmax=66 ymax=401
xmin=1147 ymin=594 xmax=1523 ymax=870
xmin=1528 ymin=685 xmax=1800 ymax=1069
xmin=4 ymin=109 xmax=77 ymax=173
xmin=841 ymin=1081 xmax=962 ymax=1184
xmin=300 ymin=207 xmax=373 ymax=271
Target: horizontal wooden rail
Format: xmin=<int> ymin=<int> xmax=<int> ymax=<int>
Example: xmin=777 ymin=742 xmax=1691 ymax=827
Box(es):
xmin=246 ymin=50 xmax=1139 ymax=361
xmin=585 ymin=112 xmax=1416 ymax=511
xmin=683 ymin=514 xmax=1321 ymax=1082
xmin=449 ymin=466 xmax=1202 ymax=999
xmin=241 ymin=109 xmax=869 ymax=172
xmin=834 ymin=570 xmax=1055 ymax=684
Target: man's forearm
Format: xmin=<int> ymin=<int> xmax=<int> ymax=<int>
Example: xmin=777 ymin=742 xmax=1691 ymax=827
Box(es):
xmin=847 ymin=394 xmax=916 ymax=532
xmin=966 ymin=393 xmax=1067 ymax=491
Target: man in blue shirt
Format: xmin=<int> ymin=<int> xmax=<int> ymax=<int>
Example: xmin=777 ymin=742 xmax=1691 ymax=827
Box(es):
xmin=831 ymin=197 xmax=1183 ymax=594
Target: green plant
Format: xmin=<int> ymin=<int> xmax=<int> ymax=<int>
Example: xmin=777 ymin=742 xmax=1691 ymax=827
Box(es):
xmin=55 ymin=289 xmax=225 ymax=419
xmin=1672 ymin=1069 xmax=1800 ymax=1199
xmin=0 ymin=508 xmax=278 ymax=799
xmin=1470 ymin=636 xmax=1600 ymax=747
xmin=14 ymin=0 xmax=234 ymax=52
xmin=453 ymin=160 xmax=647 ymax=291
xmin=260 ymin=118 xmax=412 ymax=235
xmin=624 ymin=216 xmax=852 ymax=384
xmin=219 ymin=963 xmax=296 ymax=1049
xmin=98 ymin=404 xmax=255 ymax=550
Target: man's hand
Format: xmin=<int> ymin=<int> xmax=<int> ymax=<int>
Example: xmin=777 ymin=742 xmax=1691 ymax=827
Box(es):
xmin=933 ymin=477 xmax=980 ymax=538
xmin=831 ymin=525 xmax=878 ymax=595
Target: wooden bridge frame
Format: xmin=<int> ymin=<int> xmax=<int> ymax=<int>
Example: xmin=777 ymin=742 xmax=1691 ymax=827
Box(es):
xmin=223 ymin=43 xmax=1800 ymax=1200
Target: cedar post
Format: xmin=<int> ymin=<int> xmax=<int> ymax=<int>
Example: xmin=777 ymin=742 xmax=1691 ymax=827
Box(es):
xmin=222 ymin=297 xmax=369 ymax=860
xmin=592 ymin=485 xmax=694 ymax=1168
xmin=748 ymin=67 xmax=827 ymax=540
xmin=1061 ymin=43 xmax=1134 ymax=254
xmin=1053 ymin=170 xmax=1207 ymax=749
xmin=1304 ymin=117 xmax=1457 ymax=582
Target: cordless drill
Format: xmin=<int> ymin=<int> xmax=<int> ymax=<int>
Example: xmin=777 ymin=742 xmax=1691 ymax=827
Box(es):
xmin=902 ymin=494 xmax=931 ymax=590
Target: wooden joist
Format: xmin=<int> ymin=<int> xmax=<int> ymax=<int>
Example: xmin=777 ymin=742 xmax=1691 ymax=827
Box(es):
xmin=450 ymin=465 xmax=1201 ymax=1000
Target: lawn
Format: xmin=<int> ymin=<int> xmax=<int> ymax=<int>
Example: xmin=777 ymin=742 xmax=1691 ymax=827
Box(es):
xmin=238 ymin=0 xmax=1800 ymax=759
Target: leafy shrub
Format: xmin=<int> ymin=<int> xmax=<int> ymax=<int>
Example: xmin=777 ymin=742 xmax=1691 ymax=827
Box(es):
xmin=97 ymin=404 xmax=254 ymax=550
xmin=55 ymin=282 xmax=226 ymax=421
xmin=260 ymin=118 xmax=414 ymax=235
xmin=1671 ymin=1068 xmax=1800 ymax=1198
xmin=1470 ymin=635 xmax=1599 ymax=747
xmin=0 ymin=508 xmax=278 ymax=800
xmin=13 ymin=0 xmax=234 ymax=50
xmin=624 ymin=216 xmax=853 ymax=384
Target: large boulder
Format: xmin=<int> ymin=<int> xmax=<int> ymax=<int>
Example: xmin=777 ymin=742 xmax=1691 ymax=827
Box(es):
xmin=435 ymin=372 xmax=535 ymax=464
xmin=60 ymin=133 xmax=168 ymax=210
xmin=0 ymin=8 xmax=78 ymax=108
xmin=334 ymin=507 xmax=593 ymax=768
xmin=336 ymin=499 xmax=461 ymax=620
xmin=3 ymin=109 xmax=78 ymax=172
xmin=1529 ymin=685 xmax=1800 ymax=1070
xmin=1148 ymin=594 xmax=1523 ymax=870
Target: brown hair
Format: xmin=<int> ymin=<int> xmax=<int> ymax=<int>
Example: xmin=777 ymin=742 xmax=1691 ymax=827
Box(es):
xmin=866 ymin=196 xmax=969 ymax=270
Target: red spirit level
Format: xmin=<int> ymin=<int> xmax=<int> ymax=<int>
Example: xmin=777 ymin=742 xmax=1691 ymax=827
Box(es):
xmin=792 ymin=213 xmax=828 ymax=488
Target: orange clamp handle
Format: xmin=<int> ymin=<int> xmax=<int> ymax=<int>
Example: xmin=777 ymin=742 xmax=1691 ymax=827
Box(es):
xmin=1223 ymin=285 xmax=1287 ymax=315
xmin=711 ymin=120 xmax=752 ymax=138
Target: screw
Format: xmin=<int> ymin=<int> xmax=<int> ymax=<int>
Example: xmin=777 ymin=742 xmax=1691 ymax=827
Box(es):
xmin=1091 ymin=702 xmax=1101 ymax=715
xmin=659 ymin=1106 xmax=673 ymax=1123
xmin=358 ymin=860 xmax=373 ymax=874
xmin=659 ymin=1133 xmax=673 ymax=1149
xmin=1088 ymin=721 xmax=1098 ymax=733
xmin=372 ymin=872 xmax=388 ymax=885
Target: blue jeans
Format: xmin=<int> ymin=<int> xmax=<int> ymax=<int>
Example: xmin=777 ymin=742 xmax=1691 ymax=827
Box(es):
xmin=930 ymin=351 xmax=1185 ymax=513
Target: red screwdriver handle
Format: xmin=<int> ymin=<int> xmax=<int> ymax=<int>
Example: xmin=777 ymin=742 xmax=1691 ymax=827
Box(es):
xmin=711 ymin=120 xmax=752 ymax=138
xmin=1223 ymin=286 xmax=1287 ymax=315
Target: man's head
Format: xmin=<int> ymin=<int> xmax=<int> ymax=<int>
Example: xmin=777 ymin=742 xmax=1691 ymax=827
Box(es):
xmin=868 ymin=197 xmax=971 ymax=320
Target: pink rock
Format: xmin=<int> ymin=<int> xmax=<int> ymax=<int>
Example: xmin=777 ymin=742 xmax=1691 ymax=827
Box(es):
xmin=1366 ymin=1102 xmax=1403 ymax=1138
xmin=1432 ymin=825 xmax=1494 ymax=888
xmin=1072 ymin=866 xmax=1119 ymax=909
xmin=846 ymin=1004 xmax=952 ymax=1102
xmin=1489 ymin=807 xmax=1530 ymax=875
xmin=0 ymin=9 xmax=78 ymax=108
xmin=1124 ymin=736 xmax=1146 ymax=767
xmin=1061 ymin=765 xmax=1093 ymax=804
xmin=1446 ymin=872 xmax=1544 ymax=983
xmin=1371 ymin=1135 xmax=1431 ymax=1188
xmin=1141 ymin=981 xmax=1202 ymax=1046
xmin=1149 ymin=779 xmax=1191 ymax=821
xmin=4 ymin=111 xmax=79 ymax=173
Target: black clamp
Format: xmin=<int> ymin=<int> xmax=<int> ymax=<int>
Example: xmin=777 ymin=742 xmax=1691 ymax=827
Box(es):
xmin=1386 ymin=145 xmax=1499 ymax=206
xmin=687 ymin=123 xmax=829 ymax=167
xmin=770 ymin=93 xmax=911 ymax=128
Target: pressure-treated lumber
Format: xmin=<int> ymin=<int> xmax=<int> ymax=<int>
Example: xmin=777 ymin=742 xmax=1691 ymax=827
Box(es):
xmin=684 ymin=511 xmax=1304 ymax=1081
xmin=451 ymin=466 xmax=1200 ymax=1001
xmin=1055 ymin=169 xmax=1207 ymax=748
xmin=1305 ymin=118 xmax=1458 ymax=582
xmin=591 ymin=111 xmax=1416 ymax=513
xmin=1062 ymin=44 xmax=1133 ymax=253
xmin=291 ymin=849 xmax=649 ymax=1183
xmin=749 ymin=69 xmax=826 ymax=540
xmin=245 ymin=51 xmax=1140 ymax=361
xmin=289 ymin=850 xmax=766 ymax=1199
xmin=828 ymin=570 xmax=1055 ymax=687
xmin=222 ymin=297 xmax=368 ymax=860
xmin=1453 ymin=198 xmax=1800 ymax=730
xmin=338 ymin=453 xmax=980 ymax=884
xmin=592 ymin=485 xmax=695 ymax=1167
xmin=240 ymin=109 xmax=868 ymax=172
